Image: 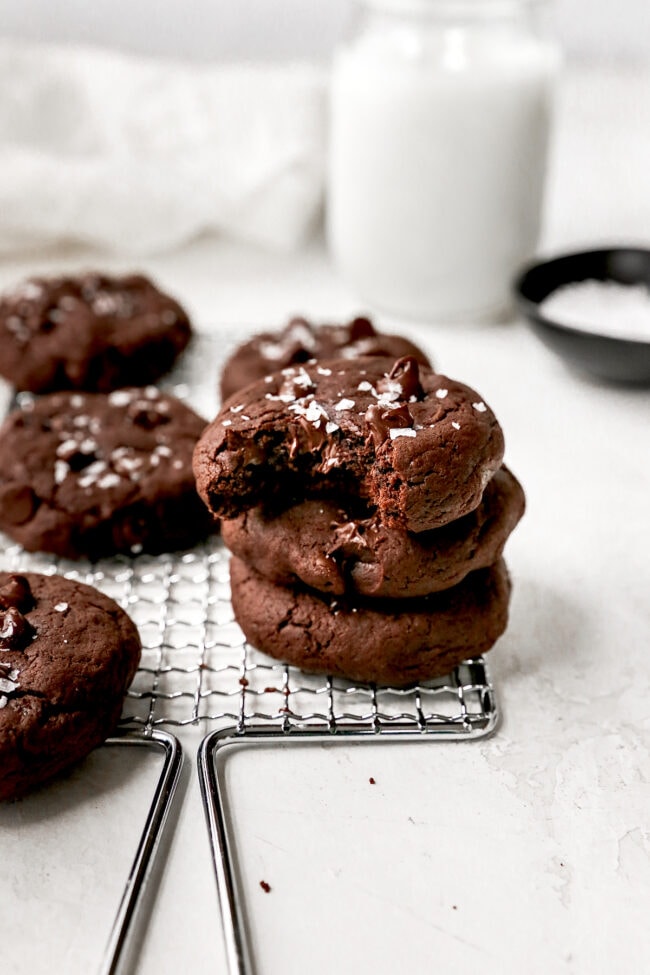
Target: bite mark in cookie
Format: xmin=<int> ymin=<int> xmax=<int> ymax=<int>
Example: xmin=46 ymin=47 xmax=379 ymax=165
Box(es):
xmin=221 ymin=466 xmax=525 ymax=598
xmin=195 ymin=355 xmax=505 ymax=533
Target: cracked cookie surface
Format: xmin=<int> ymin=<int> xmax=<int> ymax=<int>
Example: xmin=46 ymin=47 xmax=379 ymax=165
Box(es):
xmin=230 ymin=556 xmax=511 ymax=686
xmin=0 ymin=272 xmax=192 ymax=393
xmin=0 ymin=388 xmax=214 ymax=559
xmin=195 ymin=355 xmax=505 ymax=533
xmin=222 ymin=466 xmax=525 ymax=598
xmin=0 ymin=572 xmax=141 ymax=801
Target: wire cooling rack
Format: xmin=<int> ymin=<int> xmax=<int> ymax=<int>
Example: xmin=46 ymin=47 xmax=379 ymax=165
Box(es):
xmin=0 ymin=331 xmax=500 ymax=975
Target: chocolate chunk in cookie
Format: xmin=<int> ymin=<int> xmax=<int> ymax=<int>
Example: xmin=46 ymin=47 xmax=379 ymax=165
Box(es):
xmin=230 ymin=556 xmax=511 ymax=687
xmin=221 ymin=466 xmax=524 ymax=598
xmin=220 ymin=315 xmax=431 ymax=401
xmin=0 ymin=572 xmax=141 ymax=801
xmin=0 ymin=574 xmax=35 ymax=613
xmin=0 ymin=388 xmax=215 ymax=559
xmin=0 ymin=272 xmax=192 ymax=393
xmin=194 ymin=355 xmax=505 ymax=533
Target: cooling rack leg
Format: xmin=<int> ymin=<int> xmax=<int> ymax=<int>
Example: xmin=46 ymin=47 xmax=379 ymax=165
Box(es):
xmin=198 ymin=729 xmax=254 ymax=975
xmin=197 ymin=713 xmax=500 ymax=975
xmin=98 ymin=729 xmax=184 ymax=975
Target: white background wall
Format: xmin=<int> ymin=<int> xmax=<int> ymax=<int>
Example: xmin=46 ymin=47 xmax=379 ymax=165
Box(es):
xmin=1 ymin=0 xmax=649 ymax=63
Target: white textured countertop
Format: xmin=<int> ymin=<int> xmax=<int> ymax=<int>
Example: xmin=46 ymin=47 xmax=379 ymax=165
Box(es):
xmin=1 ymin=66 xmax=650 ymax=975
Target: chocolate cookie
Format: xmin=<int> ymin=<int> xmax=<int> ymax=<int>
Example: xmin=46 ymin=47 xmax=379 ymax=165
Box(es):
xmin=220 ymin=316 xmax=431 ymax=401
xmin=230 ymin=556 xmax=510 ymax=686
xmin=222 ymin=467 xmax=524 ymax=598
xmin=0 ymin=388 xmax=214 ymax=559
xmin=0 ymin=572 xmax=141 ymax=801
xmin=194 ymin=355 xmax=505 ymax=533
xmin=0 ymin=272 xmax=192 ymax=393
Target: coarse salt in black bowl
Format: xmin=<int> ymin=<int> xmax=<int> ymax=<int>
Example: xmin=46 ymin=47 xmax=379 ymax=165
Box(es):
xmin=514 ymin=248 xmax=650 ymax=385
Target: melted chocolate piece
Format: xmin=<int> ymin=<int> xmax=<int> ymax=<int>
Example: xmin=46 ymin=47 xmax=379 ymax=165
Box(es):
xmin=0 ymin=484 xmax=38 ymax=525
xmin=388 ymin=356 xmax=424 ymax=401
xmin=275 ymin=318 xmax=317 ymax=366
xmin=328 ymin=519 xmax=370 ymax=559
xmin=283 ymin=343 xmax=313 ymax=366
xmin=0 ymin=606 xmax=34 ymax=651
xmin=316 ymin=440 xmax=342 ymax=473
xmin=0 ymin=575 xmax=34 ymax=613
xmin=289 ymin=416 xmax=328 ymax=457
xmin=348 ymin=317 xmax=376 ymax=342
xmin=364 ymin=402 xmax=414 ymax=449
xmin=127 ymin=401 xmax=170 ymax=429
xmin=236 ymin=438 xmax=270 ymax=468
xmin=62 ymin=447 xmax=98 ymax=472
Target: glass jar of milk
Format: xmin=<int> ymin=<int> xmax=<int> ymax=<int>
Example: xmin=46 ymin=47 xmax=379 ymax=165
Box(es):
xmin=327 ymin=0 xmax=559 ymax=322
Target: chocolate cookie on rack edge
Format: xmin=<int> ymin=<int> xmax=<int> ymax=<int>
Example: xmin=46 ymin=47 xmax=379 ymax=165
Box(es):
xmin=221 ymin=466 xmax=525 ymax=599
xmin=0 ymin=572 xmax=141 ymax=801
xmin=0 ymin=388 xmax=215 ymax=560
xmin=219 ymin=315 xmax=431 ymax=401
xmin=0 ymin=272 xmax=192 ymax=393
xmin=194 ymin=355 xmax=505 ymax=533
xmin=230 ymin=556 xmax=511 ymax=687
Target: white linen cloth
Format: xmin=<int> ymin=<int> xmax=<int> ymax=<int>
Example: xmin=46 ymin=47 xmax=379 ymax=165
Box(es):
xmin=0 ymin=40 xmax=327 ymax=255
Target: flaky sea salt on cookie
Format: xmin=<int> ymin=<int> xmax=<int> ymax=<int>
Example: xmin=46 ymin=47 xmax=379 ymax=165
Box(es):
xmin=219 ymin=314 xmax=431 ymax=401
xmin=0 ymin=388 xmax=215 ymax=559
xmin=0 ymin=272 xmax=192 ymax=393
xmin=0 ymin=572 xmax=141 ymax=801
xmin=195 ymin=355 xmax=504 ymax=533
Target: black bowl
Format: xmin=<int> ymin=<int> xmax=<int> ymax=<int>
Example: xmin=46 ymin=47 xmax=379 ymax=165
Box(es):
xmin=514 ymin=248 xmax=650 ymax=385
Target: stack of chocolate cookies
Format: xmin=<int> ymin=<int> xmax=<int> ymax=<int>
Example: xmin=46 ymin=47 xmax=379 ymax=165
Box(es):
xmin=194 ymin=353 xmax=524 ymax=686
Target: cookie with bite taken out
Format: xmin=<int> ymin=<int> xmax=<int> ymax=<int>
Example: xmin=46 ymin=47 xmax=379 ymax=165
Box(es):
xmin=194 ymin=355 xmax=505 ymax=534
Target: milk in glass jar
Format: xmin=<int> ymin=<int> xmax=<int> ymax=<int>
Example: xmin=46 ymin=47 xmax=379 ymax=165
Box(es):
xmin=327 ymin=0 xmax=559 ymax=321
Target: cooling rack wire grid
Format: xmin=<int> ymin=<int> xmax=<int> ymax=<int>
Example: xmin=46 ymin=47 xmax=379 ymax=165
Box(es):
xmin=0 ymin=536 xmax=498 ymax=737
